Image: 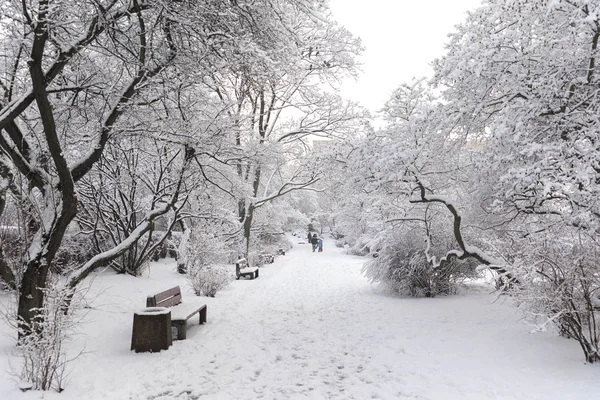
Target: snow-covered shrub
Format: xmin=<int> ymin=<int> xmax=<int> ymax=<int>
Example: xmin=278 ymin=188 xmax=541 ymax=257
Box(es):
xmin=186 ymin=226 xmax=230 ymax=266
xmin=11 ymin=280 xmax=83 ymax=392
xmin=87 ymin=228 xmax=156 ymax=277
xmin=345 ymin=235 xmax=373 ymax=256
xmin=186 ymin=226 xmax=234 ymax=297
xmin=363 ymin=232 xmax=478 ymax=297
xmin=512 ymin=237 xmax=600 ymax=363
xmin=250 ymin=203 xmax=295 ymax=256
xmin=188 ymin=264 xmax=234 ymax=297
xmin=112 ymin=241 xmax=151 ymax=276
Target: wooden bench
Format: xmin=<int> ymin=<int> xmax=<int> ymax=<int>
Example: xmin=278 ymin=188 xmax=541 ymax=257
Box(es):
xmin=235 ymin=258 xmax=259 ymax=280
xmin=258 ymin=253 xmax=275 ymax=264
xmin=146 ymin=286 xmax=207 ymax=340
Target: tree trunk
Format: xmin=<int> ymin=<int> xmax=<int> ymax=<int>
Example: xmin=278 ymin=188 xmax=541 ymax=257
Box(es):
xmin=0 ymin=249 xmax=16 ymax=289
xmin=243 ymin=204 xmax=255 ymax=257
xmin=176 ymin=220 xmax=190 ymax=274
xmin=17 ymin=257 xmax=49 ymax=337
xmin=17 ymin=199 xmax=77 ymax=338
xmin=238 ymin=166 xmax=261 ymax=257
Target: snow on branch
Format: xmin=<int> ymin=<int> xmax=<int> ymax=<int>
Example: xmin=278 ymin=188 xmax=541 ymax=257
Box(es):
xmin=0 ymin=1 xmax=153 ymax=131
xmin=70 ymin=19 xmax=178 ymax=183
xmin=67 ymin=152 xmax=190 ymax=288
xmin=66 ymin=202 xmax=170 ymax=288
xmin=253 ymin=173 xmax=321 ymax=208
xmin=409 ymin=178 xmax=515 ymax=281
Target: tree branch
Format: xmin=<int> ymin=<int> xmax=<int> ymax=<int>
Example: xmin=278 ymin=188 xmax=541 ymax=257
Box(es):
xmin=0 ymin=1 xmax=152 ymax=131
xmin=409 ymin=178 xmax=517 ymax=283
xmin=67 ymin=149 xmax=190 ymax=288
xmin=70 ymin=18 xmax=177 ymax=182
xmin=28 ymin=0 xmax=75 ymax=204
xmin=254 ymin=174 xmax=321 ymax=208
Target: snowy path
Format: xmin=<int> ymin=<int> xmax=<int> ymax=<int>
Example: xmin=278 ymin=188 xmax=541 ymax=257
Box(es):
xmin=1 ymin=240 xmax=600 ymax=399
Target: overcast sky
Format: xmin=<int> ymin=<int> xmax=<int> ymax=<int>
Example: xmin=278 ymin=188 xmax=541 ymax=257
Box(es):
xmin=328 ymin=0 xmax=482 ymax=114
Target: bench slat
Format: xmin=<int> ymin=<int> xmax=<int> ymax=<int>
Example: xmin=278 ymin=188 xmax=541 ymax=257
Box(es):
xmin=147 ymin=286 xmax=182 ymax=307
xmin=155 ymin=286 xmax=181 ymax=302
xmin=156 ymin=293 xmax=181 ymax=308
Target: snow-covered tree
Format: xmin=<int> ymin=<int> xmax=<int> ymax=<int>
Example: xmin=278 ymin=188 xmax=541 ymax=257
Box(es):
xmin=0 ymin=0 xmax=358 ymax=340
xmin=196 ymin=3 xmax=364 ymax=256
xmin=429 ymin=0 xmax=600 ymax=361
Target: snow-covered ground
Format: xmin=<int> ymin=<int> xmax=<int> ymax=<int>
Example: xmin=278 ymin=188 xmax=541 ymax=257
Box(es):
xmin=1 ymin=240 xmax=599 ymax=399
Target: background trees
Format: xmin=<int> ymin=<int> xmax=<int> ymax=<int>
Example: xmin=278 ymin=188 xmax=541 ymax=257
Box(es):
xmin=325 ymin=0 xmax=600 ymax=362
xmin=195 ymin=8 xmax=363 ymax=257
xmin=0 ymin=0 xmax=361 ymax=344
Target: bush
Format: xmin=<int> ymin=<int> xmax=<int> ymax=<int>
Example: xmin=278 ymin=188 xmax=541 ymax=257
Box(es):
xmin=185 ymin=226 xmax=233 ymax=297
xmin=187 ymin=264 xmax=234 ymax=297
xmin=511 ymin=237 xmax=600 ymax=363
xmin=345 ymin=235 xmax=373 ymax=256
xmin=252 ymin=232 xmax=292 ymax=265
xmin=362 ymin=232 xmax=478 ymax=297
xmin=53 ymin=233 xmax=97 ymax=274
xmin=256 ymin=232 xmax=292 ymax=256
xmin=10 ymin=280 xmax=84 ymax=392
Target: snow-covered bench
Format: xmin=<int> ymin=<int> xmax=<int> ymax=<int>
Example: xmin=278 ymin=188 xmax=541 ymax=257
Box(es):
xmin=235 ymin=258 xmax=259 ymax=280
xmin=146 ymin=286 xmax=207 ymax=340
xmin=258 ymin=253 xmax=275 ymax=265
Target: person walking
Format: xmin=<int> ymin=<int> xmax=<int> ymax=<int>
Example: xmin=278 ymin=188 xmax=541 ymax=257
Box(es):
xmin=307 ymin=231 xmax=312 ymax=244
xmin=310 ymin=233 xmax=318 ymax=252
xmin=317 ymin=238 xmax=323 ymax=252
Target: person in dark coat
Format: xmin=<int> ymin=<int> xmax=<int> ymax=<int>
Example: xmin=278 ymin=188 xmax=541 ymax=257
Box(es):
xmin=310 ymin=233 xmax=319 ymax=252
xmin=307 ymin=231 xmax=312 ymax=243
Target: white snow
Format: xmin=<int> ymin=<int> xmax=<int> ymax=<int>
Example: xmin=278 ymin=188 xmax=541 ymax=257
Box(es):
xmin=135 ymin=307 xmax=171 ymax=316
xmin=1 ymin=242 xmax=599 ymax=399
xmin=170 ymin=303 xmax=205 ymax=322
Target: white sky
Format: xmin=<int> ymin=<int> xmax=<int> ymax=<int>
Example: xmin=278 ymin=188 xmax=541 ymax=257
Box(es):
xmin=328 ymin=0 xmax=482 ymax=114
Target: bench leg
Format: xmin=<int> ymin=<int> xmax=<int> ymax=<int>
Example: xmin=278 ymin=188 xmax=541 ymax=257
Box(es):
xmin=172 ymin=320 xmax=187 ymax=340
xmin=199 ymin=307 xmax=207 ymax=324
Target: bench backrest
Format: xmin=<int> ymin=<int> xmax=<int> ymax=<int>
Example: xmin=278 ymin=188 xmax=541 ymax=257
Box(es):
xmin=235 ymin=258 xmax=248 ymax=276
xmin=146 ymin=286 xmax=182 ymax=308
xmin=236 ymin=258 xmax=247 ymax=267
